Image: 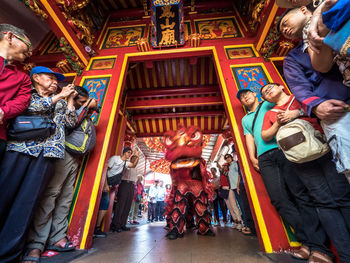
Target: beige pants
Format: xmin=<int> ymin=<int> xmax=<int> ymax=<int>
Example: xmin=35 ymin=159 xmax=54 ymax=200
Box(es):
xmin=225 ymin=189 xmax=242 ymax=222
xmin=129 ymin=201 xmax=140 ymax=221
xmin=27 ymin=151 xmax=80 ymax=251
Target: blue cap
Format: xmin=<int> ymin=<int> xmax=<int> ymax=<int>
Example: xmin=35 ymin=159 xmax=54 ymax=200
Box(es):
xmin=30 ymin=66 xmax=65 ymax=81
xmin=236 ymin=88 xmax=254 ymax=100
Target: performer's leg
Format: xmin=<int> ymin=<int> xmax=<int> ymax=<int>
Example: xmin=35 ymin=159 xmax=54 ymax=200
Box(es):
xmin=194 ymin=191 xmax=212 ymax=235
xmin=168 ymin=188 xmax=187 ymax=239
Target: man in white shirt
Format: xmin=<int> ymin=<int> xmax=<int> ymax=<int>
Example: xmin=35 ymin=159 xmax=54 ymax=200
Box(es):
xmin=155 ymin=180 xmax=167 ymax=221
xmin=148 ymin=180 xmax=159 ymax=222
xmin=109 ymin=147 xmax=139 ymax=232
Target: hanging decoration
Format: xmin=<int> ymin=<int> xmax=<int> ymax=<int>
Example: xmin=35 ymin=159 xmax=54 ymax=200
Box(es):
xmin=124 ymin=132 xmax=136 ymax=147
xmin=144 ymin=135 xmax=211 ymax=153
xmin=136 ymin=38 xmax=151 ymax=52
xmin=222 ymin=129 xmax=233 ymax=144
xmin=151 ymin=0 xmax=185 ymax=48
xmin=276 ymin=41 xmax=295 ymax=57
xmin=188 ymin=33 xmax=201 ymax=47
xmin=144 ymin=137 xmax=165 ymax=152
xmin=150 ymin=159 xmax=170 ymax=174
xmin=56 ymin=59 xmax=72 ymax=73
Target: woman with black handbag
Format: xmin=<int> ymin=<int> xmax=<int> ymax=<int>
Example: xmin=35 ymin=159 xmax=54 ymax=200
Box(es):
xmin=0 ymin=66 xmax=77 ymax=263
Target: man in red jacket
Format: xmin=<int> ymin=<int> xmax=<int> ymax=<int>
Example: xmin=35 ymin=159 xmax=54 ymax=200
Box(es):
xmin=0 ymin=24 xmax=32 ymax=161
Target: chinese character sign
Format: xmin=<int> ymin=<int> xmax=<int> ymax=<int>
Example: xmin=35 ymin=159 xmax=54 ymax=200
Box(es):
xmin=151 ymin=0 xmax=185 ymax=48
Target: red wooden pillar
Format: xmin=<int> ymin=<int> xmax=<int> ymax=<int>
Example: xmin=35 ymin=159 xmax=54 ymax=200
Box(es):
xmin=67 ymin=53 xmax=127 ymax=249
xmin=204 ymin=41 xmax=294 ymax=252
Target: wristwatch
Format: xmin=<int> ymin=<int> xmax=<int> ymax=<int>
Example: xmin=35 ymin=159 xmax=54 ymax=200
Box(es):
xmin=298 ymin=109 xmax=304 ymax=116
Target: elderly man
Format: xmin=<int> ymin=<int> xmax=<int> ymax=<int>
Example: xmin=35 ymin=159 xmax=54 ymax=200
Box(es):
xmin=109 ymin=147 xmax=140 ymax=232
xmin=0 ymin=66 xmax=76 ymax=262
xmin=0 ymin=24 xmax=32 ymax=161
xmin=24 ymin=86 xmax=97 ymax=262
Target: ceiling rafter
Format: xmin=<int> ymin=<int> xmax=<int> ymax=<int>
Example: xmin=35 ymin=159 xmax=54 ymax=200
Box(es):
xmin=127 ymin=85 xmax=219 ymax=99
xmin=126 ymin=96 xmax=223 ymax=110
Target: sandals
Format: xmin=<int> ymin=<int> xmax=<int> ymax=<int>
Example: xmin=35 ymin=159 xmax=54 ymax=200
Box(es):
xmin=22 ymin=249 xmax=41 ymax=263
xmin=291 ymin=245 xmax=310 ymax=260
xmin=241 ymin=227 xmax=252 ymax=235
xmin=308 ymin=251 xmax=333 ymax=263
xmin=46 ymin=237 xmax=75 ymax=252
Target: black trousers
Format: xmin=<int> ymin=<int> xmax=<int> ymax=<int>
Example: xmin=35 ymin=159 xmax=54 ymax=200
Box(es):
xmin=258 ymin=148 xmax=331 ymax=256
xmin=148 ymin=202 xmax=156 ymax=221
xmin=155 ymin=201 xmax=165 ymax=220
xmin=0 ymin=139 xmax=6 ymax=163
xmin=111 ymin=180 xmax=135 ymax=229
xmin=213 ymin=190 xmax=227 ymax=223
xmin=0 ymin=151 xmax=55 ymax=262
xmin=234 ymin=181 xmax=256 ymax=235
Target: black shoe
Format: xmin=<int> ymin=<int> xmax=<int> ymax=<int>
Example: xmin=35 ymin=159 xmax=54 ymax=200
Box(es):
xmin=121 ymin=226 xmax=131 ymax=231
xmin=94 ymin=229 xmax=107 ymax=238
xmin=197 ymin=229 xmax=216 ymax=236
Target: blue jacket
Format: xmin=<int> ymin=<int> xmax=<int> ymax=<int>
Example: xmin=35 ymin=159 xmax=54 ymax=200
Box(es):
xmin=283 ymin=43 xmax=350 ymax=116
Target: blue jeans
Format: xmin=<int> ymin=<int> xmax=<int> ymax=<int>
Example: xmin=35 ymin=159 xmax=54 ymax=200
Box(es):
xmin=156 ymin=201 xmax=165 ymax=220
xmin=258 ymin=149 xmax=331 ymax=256
xmin=292 ymin=152 xmax=350 ymax=263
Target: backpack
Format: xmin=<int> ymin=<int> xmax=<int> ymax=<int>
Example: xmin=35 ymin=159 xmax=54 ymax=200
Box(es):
xmin=272 ymin=97 xmax=330 ymax=163
xmin=65 ymin=118 xmax=96 ymax=156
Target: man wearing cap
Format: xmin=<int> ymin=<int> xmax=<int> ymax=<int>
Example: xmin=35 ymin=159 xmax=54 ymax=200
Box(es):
xmin=0 ymin=66 xmax=77 ymax=262
xmin=0 ymin=24 xmax=33 ymax=162
xmin=23 ymin=86 xmax=93 ymax=259
xmin=109 ymin=147 xmax=139 ymax=232
xmin=237 ymin=87 xmax=321 ymax=260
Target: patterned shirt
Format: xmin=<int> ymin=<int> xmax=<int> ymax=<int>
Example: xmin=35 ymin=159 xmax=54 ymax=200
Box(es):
xmin=7 ymin=91 xmax=77 ymax=159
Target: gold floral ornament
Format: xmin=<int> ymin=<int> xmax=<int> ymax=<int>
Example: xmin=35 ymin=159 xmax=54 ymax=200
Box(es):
xmin=136 ymin=38 xmax=151 ymax=52
xmin=56 ymin=59 xmax=72 ymax=73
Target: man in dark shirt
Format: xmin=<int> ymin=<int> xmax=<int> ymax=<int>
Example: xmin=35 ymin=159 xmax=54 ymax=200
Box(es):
xmin=0 ymin=24 xmax=32 ymax=161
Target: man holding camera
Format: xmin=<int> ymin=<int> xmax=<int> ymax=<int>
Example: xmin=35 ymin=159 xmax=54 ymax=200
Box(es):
xmin=24 ymin=86 xmax=98 ymax=261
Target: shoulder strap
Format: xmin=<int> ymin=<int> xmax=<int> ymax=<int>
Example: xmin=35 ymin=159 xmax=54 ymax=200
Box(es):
xmin=251 ymin=102 xmax=264 ymax=133
xmin=286 ymin=96 xmax=295 ymax=111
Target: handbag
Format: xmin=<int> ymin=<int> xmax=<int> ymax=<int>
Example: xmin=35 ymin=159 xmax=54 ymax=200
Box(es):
xmin=136 ymin=193 xmax=142 ymax=202
xmin=107 ymin=161 xmax=126 ymax=186
xmin=218 ymin=187 xmax=229 ymax=199
xmin=7 ymin=115 xmax=56 ymax=141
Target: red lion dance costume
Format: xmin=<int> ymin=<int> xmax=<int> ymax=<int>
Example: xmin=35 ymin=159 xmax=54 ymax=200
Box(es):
xmin=164 ymin=125 xmax=214 ymax=240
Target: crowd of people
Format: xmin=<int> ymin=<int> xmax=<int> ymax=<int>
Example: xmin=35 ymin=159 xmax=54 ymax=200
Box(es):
xmin=237 ymin=0 xmax=350 ymax=261
xmin=0 ymin=24 xmax=99 ymax=263
xmin=1 ymin=0 xmax=350 ymax=261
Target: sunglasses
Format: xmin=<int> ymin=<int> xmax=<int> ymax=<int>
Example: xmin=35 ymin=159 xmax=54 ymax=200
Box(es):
xmin=224 ymin=155 xmax=231 ymax=160
xmin=3 ymin=31 xmax=32 ymax=51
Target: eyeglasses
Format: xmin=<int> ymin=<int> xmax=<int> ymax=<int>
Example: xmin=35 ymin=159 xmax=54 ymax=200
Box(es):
xmin=3 ymin=31 xmax=32 ymax=51
xmin=261 ymin=85 xmax=277 ymax=98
